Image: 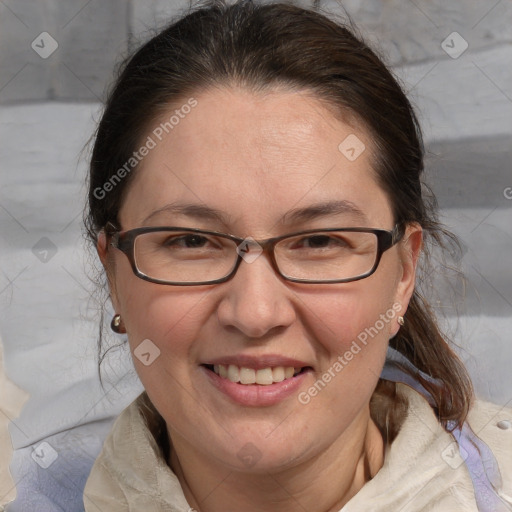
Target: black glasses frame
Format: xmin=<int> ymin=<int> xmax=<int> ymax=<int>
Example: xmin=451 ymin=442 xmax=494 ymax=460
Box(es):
xmin=105 ymin=222 xmax=405 ymax=286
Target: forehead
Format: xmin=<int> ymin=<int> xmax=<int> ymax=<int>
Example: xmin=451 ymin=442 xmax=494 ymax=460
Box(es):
xmin=119 ymin=86 xmax=393 ymax=233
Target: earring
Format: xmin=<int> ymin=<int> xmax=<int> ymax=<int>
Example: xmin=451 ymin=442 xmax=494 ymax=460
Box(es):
xmin=110 ymin=314 xmax=125 ymax=333
xmin=397 ymin=316 xmax=405 ymax=326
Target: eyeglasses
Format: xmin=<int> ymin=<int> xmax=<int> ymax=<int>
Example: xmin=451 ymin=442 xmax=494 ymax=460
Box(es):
xmin=105 ymin=222 xmax=404 ymax=286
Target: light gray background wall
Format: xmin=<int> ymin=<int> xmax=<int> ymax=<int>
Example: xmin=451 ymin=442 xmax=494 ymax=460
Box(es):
xmin=0 ymin=0 xmax=511 ymax=500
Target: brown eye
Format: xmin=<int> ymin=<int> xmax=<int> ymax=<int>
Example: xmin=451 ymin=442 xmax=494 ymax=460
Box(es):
xmin=163 ymin=234 xmax=210 ymax=249
xmin=300 ymin=235 xmax=349 ymax=249
xmin=289 ymin=234 xmax=352 ymax=251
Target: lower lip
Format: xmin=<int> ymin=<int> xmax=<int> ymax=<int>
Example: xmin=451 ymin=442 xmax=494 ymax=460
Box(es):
xmin=200 ymin=366 xmax=311 ymax=407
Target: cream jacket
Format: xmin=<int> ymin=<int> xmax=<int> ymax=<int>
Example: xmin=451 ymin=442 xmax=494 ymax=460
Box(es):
xmin=83 ymin=383 xmax=512 ymax=512
xmin=0 ymin=340 xmax=29 ymax=508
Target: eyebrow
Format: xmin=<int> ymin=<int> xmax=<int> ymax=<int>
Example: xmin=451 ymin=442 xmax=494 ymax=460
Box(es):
xmin=281 ymin=199 xmax=367 ymax=225
xmin=141 ymin=199 xmax=367 ymax=228
xmin=142 ymin=202 xmax=233 ymax=226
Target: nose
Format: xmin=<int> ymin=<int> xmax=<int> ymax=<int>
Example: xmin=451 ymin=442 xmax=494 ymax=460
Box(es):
xmin=216 ymin=250 xmax=296 ymax=338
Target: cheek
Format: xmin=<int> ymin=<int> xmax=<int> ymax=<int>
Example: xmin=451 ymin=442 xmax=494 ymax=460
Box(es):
xmin=299 ymin=267 xmax=400 ymax=402
xmin=112 ymin=251 xmax=201 ymax=340
xmin=308 ymin=278 xmax=398 ymax=354
xmin=113 ymin=265 xmax=209 ymax=387
xmin=118 ymin=286 xmax=211 ymax=415
xmin=296 ymin=284 xmax=396 ymax=425
xmin=121 ymin=286 xmax=207 ymax=349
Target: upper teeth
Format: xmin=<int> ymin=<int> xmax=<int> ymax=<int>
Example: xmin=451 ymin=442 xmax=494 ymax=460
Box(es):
xmin=213 ymin=364 xmax=301 ymax=385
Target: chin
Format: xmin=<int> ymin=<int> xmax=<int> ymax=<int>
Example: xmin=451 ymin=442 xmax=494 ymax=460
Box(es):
xmin=206 ymin=429 xmax=310 ymax=474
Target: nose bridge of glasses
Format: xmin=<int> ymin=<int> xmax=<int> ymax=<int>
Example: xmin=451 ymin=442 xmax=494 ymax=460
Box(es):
xmin=235 ymin=236 xmax=275 ymax=266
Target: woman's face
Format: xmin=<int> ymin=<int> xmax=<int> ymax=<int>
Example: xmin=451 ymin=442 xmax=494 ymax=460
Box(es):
xmin=100 ymin=86 xmax=420 ymax=472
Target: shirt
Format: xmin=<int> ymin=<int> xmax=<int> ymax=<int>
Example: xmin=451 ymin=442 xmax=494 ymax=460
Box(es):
xmin=83 ymin=382 xmax=512 ymax=511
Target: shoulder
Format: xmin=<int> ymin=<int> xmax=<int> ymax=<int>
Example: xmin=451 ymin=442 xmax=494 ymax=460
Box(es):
xmin=83 ymin=393 xmax=191 ymax=511
xmin=85 ymin=392 xmax=163 ymax=473
xmin=344 ymin=384 xmax=512 ymax=511
xmin=83 ymin=396 xmax=146 ymax=510
xmin=466 ymin=396 xmax=512 ymax=489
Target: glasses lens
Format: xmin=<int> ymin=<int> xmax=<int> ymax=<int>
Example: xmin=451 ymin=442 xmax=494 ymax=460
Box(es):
xmin=275 ymin=231 xmax=379 ymax=282
xmin=133 ymin=230 xmax=238 ymax=283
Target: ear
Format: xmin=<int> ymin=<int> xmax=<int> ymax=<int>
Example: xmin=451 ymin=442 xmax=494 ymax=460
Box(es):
xmin=97 ymin=231 xmax=121 ymax=312
xmin=97 ymin=230 xmax=109 ymax=268
xmin=392 ymin=223 xmax=423 ymax=332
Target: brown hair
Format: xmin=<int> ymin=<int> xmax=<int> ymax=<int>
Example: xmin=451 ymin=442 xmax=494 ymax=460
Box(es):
xmin=85 ymin=0 xmax=473 ymax=441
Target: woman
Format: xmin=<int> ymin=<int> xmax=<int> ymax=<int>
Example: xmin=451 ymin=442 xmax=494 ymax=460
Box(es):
xmin=83 ymin=1 xmax=512 ymax=510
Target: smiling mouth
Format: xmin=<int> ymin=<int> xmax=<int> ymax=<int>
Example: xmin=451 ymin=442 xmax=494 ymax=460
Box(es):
xmin=202 ymin=364 xmax=311 ymax=385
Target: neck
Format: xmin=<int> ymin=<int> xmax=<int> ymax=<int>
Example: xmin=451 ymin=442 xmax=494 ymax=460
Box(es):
xmin=168 ymin=407 xmax=384 ymax=512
